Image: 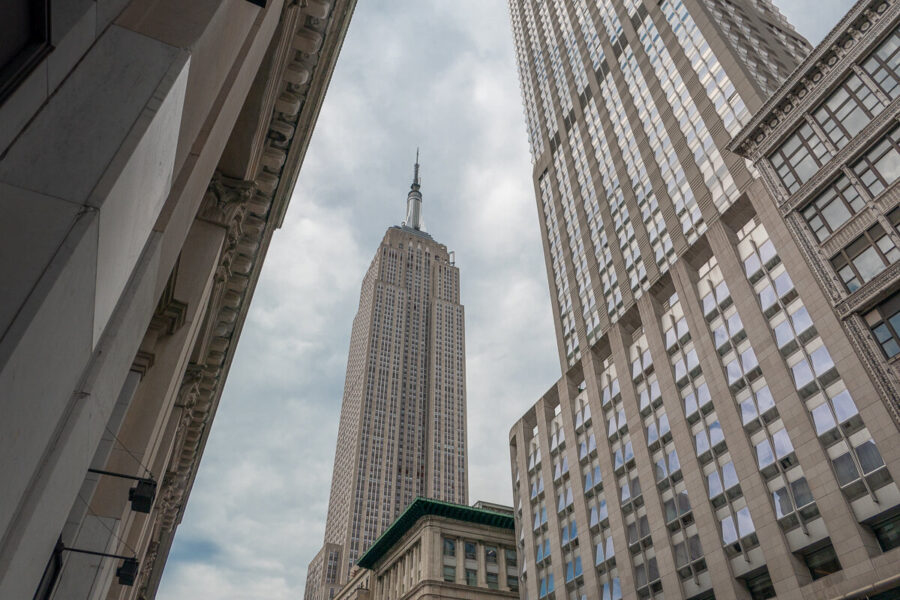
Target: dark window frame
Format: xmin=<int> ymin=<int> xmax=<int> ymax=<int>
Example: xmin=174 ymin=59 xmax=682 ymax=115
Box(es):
xmin=851 ymin=125 xmax=900 ymax=198
xmin=769 ymin=122 xmax=833 ymax=194
xmin=801 ymin=174 xmax=866 ymax=241
xmin=0 ymin=0 xmax=51 ymax=106
xmin=812 ymin=73 xmax=884 ymax=149
xmin=831 ymin=223 xmax=900 ymax=292
xmin=865 ymin=291 xmax=900 ymax=358
xmin=860 ymin=25 xmax=900 ymax=100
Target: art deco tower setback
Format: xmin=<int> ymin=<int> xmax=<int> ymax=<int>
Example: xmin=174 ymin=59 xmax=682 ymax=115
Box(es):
xmin=305 ymin=162 xmax=468 ymax=600
xmin=507 ymin=0 xmax=900 ymax=599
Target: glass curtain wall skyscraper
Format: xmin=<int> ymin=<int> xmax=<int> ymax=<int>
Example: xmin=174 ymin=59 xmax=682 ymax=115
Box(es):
xmin=305 ymin=163 xmax=468 ymax=600
xmin=506 ymin=0 xmax=900 ymax=598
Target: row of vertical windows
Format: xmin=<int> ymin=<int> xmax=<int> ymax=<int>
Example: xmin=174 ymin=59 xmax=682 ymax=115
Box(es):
xmin=770 ymin=28 xmax=900 ymax=195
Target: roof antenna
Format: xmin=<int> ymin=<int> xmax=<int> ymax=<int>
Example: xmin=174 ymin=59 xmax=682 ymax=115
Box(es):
xmin=412 ymin=147 xmax=420 ymax=189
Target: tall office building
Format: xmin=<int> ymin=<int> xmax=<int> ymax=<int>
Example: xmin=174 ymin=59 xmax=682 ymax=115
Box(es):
xmin=305 ymin=162 xmax=468 ymax=600
xmin=506 ymin=0 xmax=900 ymax=598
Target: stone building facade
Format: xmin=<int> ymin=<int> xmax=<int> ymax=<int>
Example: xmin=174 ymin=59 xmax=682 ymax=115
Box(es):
xmin=506 ymin=0 xmax=900 ymax=598
xmin=333 ymin=498 xmax=519 ymax=600
xmin=306 ymin=169 xmax=469 ymax=600
xmin=730 ymin=0 xmax=900 ymax=419
xmin=0 ymin=1 xmax=355 ymax=598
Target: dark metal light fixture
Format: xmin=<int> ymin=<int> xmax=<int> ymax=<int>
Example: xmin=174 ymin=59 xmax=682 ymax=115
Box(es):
xmin=115 ymin=558 xmax=139 ymax=586
xmin=128 ymin=480 xmax=157 ymax=514
xmin=87 ymin=468 xmax=157 ymax=514
xmin=61 ymin=548 xmax=139 ymax=587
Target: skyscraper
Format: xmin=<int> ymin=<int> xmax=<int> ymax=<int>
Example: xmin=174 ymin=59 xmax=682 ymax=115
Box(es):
xmin=306 ymin=161 xmax=468 ymax=600
xmin=506 ymin=0 xmax=900 ymax=598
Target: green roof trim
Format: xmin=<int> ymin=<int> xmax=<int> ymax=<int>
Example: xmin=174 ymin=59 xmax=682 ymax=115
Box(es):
xmin=356 ymin=498 xmax=514 ymax=569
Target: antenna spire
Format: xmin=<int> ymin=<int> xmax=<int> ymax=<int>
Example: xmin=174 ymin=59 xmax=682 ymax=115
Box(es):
xmin=404 ymin=148 xmax=424 ymax=230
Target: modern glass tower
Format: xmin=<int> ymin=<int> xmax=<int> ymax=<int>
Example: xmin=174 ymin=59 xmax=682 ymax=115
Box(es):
xmin=305 ymin=162 xmax=468 ymax=600
xmin=506 ymin=0 xmax=900 ymax=598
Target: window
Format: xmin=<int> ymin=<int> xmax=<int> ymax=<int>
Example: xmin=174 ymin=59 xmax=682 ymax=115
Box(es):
xmin=831 ymin=224 xmax=900 ymax=292
xmin=0 ymin=0 xmax=51 ymax=104
xmin=868 ymin=510 xmax=900 ymax=552
xmin=464 ymin=541 xmax=476 ymax=560
xmin=769 ymin=122 xmax=832 ymax=193
xmin=486 ymin=572 xmax=499 ymax=589
xmin=465 ymin=568 xmax=477 ymax=586
xmin=861 ymin=26 xmax=900 ymax=99
xmin=801 ymin=542 xmax=842 ymax=581
xmin=852 ymin=126 xmax=900 ymax=197
xmin=812 ymin=73 xmax=883 ymax=149
xmin=508 ymin=574 xmax=520 ymax=591
xmin=833 ymin=452 xmax=861 ymax=486
xmin=443 ymin=565 xmax=456 ymax=582
xmin=801 ymin=175 xmax=865 ymax=241
xmin=485 ymin=546 xmax=497 ymax=563
xmin=743 ymin=568 xmax=777 ymax=599
xmin=865 ymin=291 xmax=900 ymax=358
xmin=505 ymin=548 xmax=517 ymax=567
xmin=443 ymin=538 xmax=456 ymax=557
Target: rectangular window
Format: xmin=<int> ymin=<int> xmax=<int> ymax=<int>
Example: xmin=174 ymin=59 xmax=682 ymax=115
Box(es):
xmin=769 ymin=123 xmax=832 ymax=193
xmin=801 ymin=175 xmax=865 ymax=241
xmin=812 ymin=73 xmax=883 ymax=149
xmin=464 ymin=541 xmax=476 ymax=560
xmin=443 ymin=538 xmax=456 ymax=557
xmin=443 ymin=565 xmax=456 ymax=582
xmin=861 ymin=26 xmax=900 ymax=99
xmin=865 ymin=291 xmax=900 ymax=358
xmin=504 ymin=548 xmax=517 ymax=566
xmin=508 ymin=574 xmax=519 ymax=590
xmin=867 ymin=510 xmax=900 ymax=552
xmin=852 ymin=125 xmax=900 ymax=197
xmin=465 ymin=568 xmax=477 ymax=586
xmin=800 ymin=541 xmax=842 ymax=581
xmin=485 ymin=546 xmax=497 ymax=563
xmin=486 ymin=572 xmax=499 ymax=589
xmin=831 ymin=224 xmax=900 ymax=292
xmin=744 ymin=568 xmax=777 ymax=599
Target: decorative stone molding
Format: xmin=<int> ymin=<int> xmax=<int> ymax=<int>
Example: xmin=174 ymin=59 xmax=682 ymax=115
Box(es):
xmin=198 ymin=172 xmax=256 ymax=228
xmin=134 ymin=1 xmax=358 ymax=596
xmin=843 ymin=313 xmax=900 ymax=423
xmin=729 ymin=0 xmax=896 ymax=160
xmin=131 ymin=351 xmax=156 ymax=378
xmin=136 ymin=541 xmax=160 ymax=600
xmin=150 ymin=263 xmax=188 ymax=335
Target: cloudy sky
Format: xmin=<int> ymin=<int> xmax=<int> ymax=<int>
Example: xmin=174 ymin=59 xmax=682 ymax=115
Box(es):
xmin=158 ymin=1 xmax=850 ymax=597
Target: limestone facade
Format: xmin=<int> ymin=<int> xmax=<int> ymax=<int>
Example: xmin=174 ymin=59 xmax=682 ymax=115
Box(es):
xmin=0 ymin=0 xmax=356 ymax=598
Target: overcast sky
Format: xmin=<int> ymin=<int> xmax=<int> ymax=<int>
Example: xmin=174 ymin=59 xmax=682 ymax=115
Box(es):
xmin=158 ymin=1 xmax=850 ymax=597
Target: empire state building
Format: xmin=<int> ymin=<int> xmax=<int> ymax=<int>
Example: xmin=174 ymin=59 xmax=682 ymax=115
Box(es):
xmin=305 ymin=159 xmax=468 ymax=600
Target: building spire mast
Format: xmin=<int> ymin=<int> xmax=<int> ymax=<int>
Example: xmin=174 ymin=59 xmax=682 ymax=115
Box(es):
xmin=405 ymin=148 xmax=424 ymax=230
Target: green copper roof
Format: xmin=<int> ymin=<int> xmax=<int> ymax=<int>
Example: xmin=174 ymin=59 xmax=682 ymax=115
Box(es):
xmin=356 ymin=498 xmax=514 ymax=569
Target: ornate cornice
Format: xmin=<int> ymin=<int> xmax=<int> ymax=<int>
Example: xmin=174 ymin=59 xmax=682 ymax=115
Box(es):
xmin=729 ymin=0 xmax=896 ymax=160
xmin=136 ymin=0 xmax=358 ymax=597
